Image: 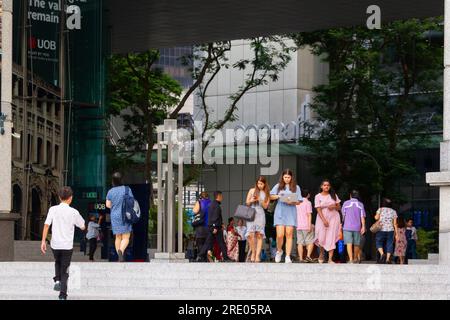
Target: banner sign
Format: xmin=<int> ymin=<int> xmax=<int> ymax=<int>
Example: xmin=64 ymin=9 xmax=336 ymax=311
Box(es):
xmin=13 ymin=0 xmax=85 ymax=85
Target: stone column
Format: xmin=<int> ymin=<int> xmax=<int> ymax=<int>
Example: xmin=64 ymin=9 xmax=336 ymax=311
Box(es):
xmin=426 ymin=0 xmax=450 ymax=265
xmin=0 ymin=0 xmax=19 ymax=261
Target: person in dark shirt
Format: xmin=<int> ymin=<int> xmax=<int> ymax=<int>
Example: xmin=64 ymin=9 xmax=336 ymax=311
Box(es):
xmin=192 ymin=192 xmax=210 ymax=258
xmin=197 ymin=191 xmax=232 ymax=262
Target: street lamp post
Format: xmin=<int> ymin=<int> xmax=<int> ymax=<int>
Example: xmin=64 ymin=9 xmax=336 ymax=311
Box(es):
xmin=153 ymin=119 xmax=187 ymax=262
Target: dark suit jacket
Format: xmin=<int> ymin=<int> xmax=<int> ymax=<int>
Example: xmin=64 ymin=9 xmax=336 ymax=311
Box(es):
xmin=208 ymin=200 xmax=223 ymax=229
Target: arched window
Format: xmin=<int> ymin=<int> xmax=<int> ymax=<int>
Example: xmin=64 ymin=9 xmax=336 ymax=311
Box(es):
xmin=47 ymin=141 xmax=52 ymax=166
xmin=37 ymin=137 xmax=43 ymax=164
xmin=12 ymin=185 xmax=23 ymax=240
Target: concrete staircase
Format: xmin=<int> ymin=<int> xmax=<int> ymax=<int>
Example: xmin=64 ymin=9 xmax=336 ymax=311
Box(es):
xmin=408 ymin=253 xmax=439 ymax=265
xmin=14 ymin=241 xmax=103 ymax=262
xmin=0 ymin=262 xmax=449 ymax=300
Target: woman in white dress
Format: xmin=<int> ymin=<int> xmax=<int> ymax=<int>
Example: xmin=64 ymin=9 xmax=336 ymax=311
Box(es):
xmin=245 ymin=176 xmax=270 ymax=263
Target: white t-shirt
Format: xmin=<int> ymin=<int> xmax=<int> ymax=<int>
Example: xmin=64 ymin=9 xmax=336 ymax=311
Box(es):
xmin=235 ymin=226 xmax=247 ymax=240
xmin=44 ymin=203 xmax=85 ymax=250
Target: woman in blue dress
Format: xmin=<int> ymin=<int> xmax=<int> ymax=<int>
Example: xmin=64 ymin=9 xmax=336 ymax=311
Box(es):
xmin=106 ymin=172 xmax=133 ymax=262
xmin=270 ymin=169 xmax=302 ymax=263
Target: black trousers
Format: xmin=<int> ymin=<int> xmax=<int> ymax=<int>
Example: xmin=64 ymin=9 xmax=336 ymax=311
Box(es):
xmin=52 ymin=249 xmax=73 ymax=298
xmin=199 ymin=228 xmax=229 ymax=260
xmin=88 ymin=238 xmax=98 ymax=260
xmin=195 ymin=237 xmax=206 ymax=257
xmin=238 ymin=240 xmax=247 ymax=262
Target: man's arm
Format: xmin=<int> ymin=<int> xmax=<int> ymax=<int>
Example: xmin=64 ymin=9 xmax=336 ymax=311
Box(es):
xmin=75 ymin=212 xmax=86 ymax=231
xmin=361 ymin=216 xmax=366 ymax=234
xmin=41 ymin=224 xmax=50 ymax=254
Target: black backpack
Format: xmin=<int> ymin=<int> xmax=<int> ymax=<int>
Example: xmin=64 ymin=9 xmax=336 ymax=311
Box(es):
xmin=121 ymin=186 xmax=141 ymax=224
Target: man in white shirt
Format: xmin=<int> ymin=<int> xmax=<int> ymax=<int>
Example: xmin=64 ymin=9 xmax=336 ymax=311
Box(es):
xmin=41 ymin=186 xmax=85 ymax=300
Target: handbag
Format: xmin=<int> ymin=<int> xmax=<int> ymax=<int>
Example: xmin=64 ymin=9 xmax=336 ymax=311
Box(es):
xmin=234 ymin=205 xmax=256 ymax=221
xmin=191 ymin=213 xmax=204 ymax=227
xmin=370 ymin=220 xmax=382 ymax=233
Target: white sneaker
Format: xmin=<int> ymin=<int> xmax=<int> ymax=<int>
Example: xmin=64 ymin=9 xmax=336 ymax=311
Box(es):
xmin=285 ymin=255 xmax=292 ymax=264
xmin=275 ymin=250 xmax=283 ymax=263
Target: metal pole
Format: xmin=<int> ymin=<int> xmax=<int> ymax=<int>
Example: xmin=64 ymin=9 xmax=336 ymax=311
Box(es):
xmin=59 ymin=0 xmax=66 ymax=186
xmin=21 ymin=0 xmax=29 ymax=240
xmin=166 ymin=124 xmax=174 ymax=253
xmin=178 ymin=145 xmax=183 ymax=254
xmin=156 ymin=126 xmax=163 ymax=253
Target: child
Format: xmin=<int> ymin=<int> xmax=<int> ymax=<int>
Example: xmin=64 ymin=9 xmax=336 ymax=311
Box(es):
xmin=226 ymin=218 xmax=239 ymax=261
xmin=296 ymin=189 xmax=315 ymax=263
xmin=41 ymin=186 xmax=85 ymax=300
xmin=86 ymin=214 xmax=103 ymax=261
xmin=235 ymin=219 xmax=247 ymax=262
xmin=394 ymin=217 xmax=408 ymax=264
xmin=406 ymin=218 xmax=418 ymax=260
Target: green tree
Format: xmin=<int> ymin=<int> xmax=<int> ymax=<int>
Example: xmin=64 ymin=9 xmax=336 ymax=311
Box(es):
xmin=291 ymin=18 xmax=443 ymax=208
xmin=416 ymin=228 xmax=438 ymax=259
xmin=108 ymin=50 xmax=183 ymax=204
xmin=177 ymin=37 xmax=296 ymax=184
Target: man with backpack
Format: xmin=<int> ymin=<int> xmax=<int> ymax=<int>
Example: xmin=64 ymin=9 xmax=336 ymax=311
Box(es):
xmin=41 ymin=186 xmax=85 ymax=300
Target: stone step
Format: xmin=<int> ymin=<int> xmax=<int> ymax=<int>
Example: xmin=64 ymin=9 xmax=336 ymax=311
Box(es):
xmin=0 ymin=287 xmax=448 ymax=300
xmin=428 ymin=253 xmax=439 ymax=260
xmin=1 ymin=262 xmax=448 ymax=272
xmin=408 ymin=253 xmax=440 ymax=265
xmin=14 ymin=241 xmax=101 ymax=256
xmin=0 ymin=278 xmax=447 ymax=293
xmin=14 ymin=240 xmax=103 ymax=262
xmin=0 ymin=269 xmax=446 ymax=285
xmin=0 ymin=262 xmax=448 ymax=300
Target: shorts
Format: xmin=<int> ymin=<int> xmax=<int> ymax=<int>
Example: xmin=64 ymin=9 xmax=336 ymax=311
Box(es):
xmin=343 ymin=230 xmax=361 ymax=246
xmin=297 ymin=229 xmax=315 ymax=246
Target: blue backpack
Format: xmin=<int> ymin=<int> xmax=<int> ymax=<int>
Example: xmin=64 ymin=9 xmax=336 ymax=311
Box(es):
xmin=122 ymin=186 xmax=141 ymax=224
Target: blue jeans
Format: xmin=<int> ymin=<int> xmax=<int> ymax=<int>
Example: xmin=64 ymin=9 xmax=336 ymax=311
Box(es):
xmin=376 ymin=231 xmax=394 ymax=254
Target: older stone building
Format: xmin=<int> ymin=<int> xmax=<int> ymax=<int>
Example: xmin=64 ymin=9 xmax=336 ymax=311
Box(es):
xmin=10 ymin=63 xmax=63 ymax=240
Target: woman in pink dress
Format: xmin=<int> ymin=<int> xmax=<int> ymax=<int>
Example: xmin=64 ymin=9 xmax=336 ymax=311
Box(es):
xmin=314 ymin=180 xmax=341 ymax=264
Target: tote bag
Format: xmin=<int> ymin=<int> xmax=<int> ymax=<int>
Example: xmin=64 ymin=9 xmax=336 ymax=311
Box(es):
xmin=234 ymin=205 xmax=256 ymax=221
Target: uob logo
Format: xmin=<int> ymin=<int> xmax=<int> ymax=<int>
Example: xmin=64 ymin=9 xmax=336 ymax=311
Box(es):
xmin=29 ymin=37 xmax=57 ymax=51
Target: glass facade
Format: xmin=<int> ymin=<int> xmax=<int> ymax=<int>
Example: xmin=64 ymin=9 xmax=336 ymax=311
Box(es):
xmin=65 ymin=0 xmax=108 ymax=213
xmin=12 ymin=0 xmax=109 ymax=215
xmin=154 ymin=47 xmax=193 ymax=88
